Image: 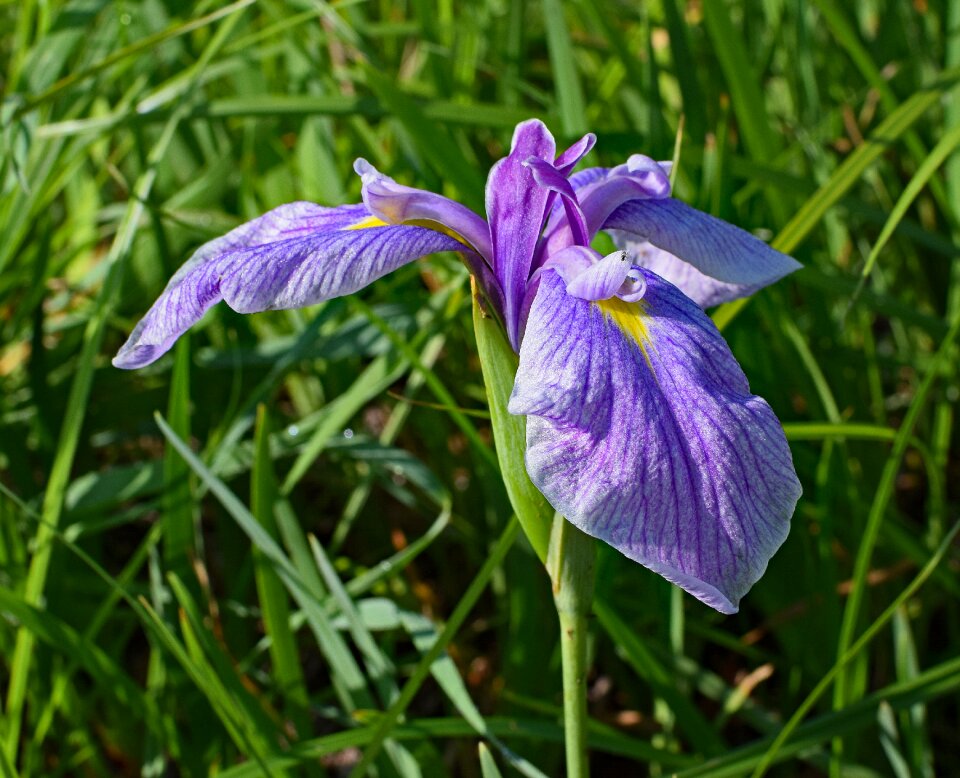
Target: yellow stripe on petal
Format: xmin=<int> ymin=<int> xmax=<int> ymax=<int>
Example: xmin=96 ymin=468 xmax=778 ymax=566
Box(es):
xmin=596 ymin=297 xmax=655 ymax=370
xmin=345 ymin=216 xmax=389 ymax=230
xmin=405 ymin=218 xmax=472 ymax=249
xmin=344 ymin=215 xmax=473 ymax=250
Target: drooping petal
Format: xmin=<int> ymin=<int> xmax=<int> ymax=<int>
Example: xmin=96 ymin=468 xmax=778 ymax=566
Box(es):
xmin=509 ymin=269 xmax=801 ymax=613
xmin=486 ymin=119 xmax=556 ymax=348
xmin=113 ymin=203 xmax=461 ymax=369
xmin=603 ymin=198 xmax=802 ymax=292
xmin=354 ymin=159 xmax=492 ymax=259
xmin=609 ymin=232 xmax=756 ymax=307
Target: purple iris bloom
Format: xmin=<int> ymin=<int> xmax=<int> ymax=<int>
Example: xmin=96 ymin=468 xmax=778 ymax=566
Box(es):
xmin=115 ymin=119 xmax=802 ymax=614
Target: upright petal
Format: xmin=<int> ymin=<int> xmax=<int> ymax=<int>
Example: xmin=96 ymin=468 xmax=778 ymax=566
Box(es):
xmin=114 ymin=203 xmax=461 ymax=369
xmin=554 ymin=133 xmax=597 ymax=175
xmin=603 ymin=198 xmax=801 ymax=294
xmin=525 ymin=158 xmax=589 ymax=246
xmin=542 ymin=156 xmax=673 ymax=256
xmin=541 ymin=166 xmax=610 ymax=249
xmin=486 ymin=119 xmax=556 ymax=348
xmin=509 ymin=269 xmax=801 ymax=613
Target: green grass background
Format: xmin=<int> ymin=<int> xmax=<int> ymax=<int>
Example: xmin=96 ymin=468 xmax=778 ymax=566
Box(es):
xmin=1 ymin=0 xmax=959 ymax=775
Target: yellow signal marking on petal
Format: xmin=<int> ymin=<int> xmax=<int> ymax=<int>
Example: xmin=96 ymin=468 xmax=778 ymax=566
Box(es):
xmin=405 ymin=218 xmax=472 ymax=249
xmin=344 ymin=216 xmax=473 ymax=250
xmin=596 ymin=297 xmax=655 ymax=372
xmin=345 ymin=216 xmax=389 ymax=230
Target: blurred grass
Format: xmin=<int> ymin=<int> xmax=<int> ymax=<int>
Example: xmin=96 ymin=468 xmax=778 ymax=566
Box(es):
xmin=1 ymin=0 xmax=959 ymax=775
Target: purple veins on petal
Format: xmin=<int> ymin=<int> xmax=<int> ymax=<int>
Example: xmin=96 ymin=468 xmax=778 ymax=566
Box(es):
xmin=113 ymin=117 xmax=803 ymax=612
xmin=113 ymin=203 xmax=461 ymax=370
xmin=485 ymin=118 xmax=557 ymax=349
xmin=609 ymin=233 xmax=757 ymax=308
xmin=607 ymin=154 xmax=672 ymax=197
xmin=524 ymin=157 xmax=590 ymax=247
xmin=541 ymin=156 xmax=673 ymax=257
xmin=575 ymin=156 xmax=673 ymax=238
xmin=603 ymin=198 xmax=802 ymax=296
xmin=509 ymin=269 xmax=802 ymax=613
xmin=542 ymin=166 xmax=610 ymax=242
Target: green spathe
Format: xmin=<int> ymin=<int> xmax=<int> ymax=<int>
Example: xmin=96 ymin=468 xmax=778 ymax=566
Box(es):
xmin=471 ymin=282 xmax=553 ymax=562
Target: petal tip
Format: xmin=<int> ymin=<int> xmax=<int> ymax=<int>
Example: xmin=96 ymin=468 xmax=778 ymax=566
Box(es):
xmin=112 ymin=343 xmax=162 ymax=370
xmin=353 ymin=158 xmax=375 ymax=180
xmin=640 ymin=559 xmax=740 ymax=615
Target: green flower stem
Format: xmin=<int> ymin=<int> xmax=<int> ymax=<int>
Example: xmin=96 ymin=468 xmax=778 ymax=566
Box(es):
xmin=549 ymin=514 xmax=597 ymax=778
xmin=472 ymin=282 xmax=597 ymax=775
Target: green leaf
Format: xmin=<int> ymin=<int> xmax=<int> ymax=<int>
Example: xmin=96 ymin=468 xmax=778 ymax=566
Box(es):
xmin=701 ymin=1 xmax=780 ymax=162
xmin=251 ymin=406 xmax=311 ymax=738
xmin=471 ymin=285 xmax=552 ymax=562
xmin=163 ymin=336 xmax=196 ymax=581
xmin=543 ymin=0 xmax=587 ymax=137
xmin=479 ymin=743 xmax=505 ymax=778
xmin=859 ymin=121 xmax=960 ymax=283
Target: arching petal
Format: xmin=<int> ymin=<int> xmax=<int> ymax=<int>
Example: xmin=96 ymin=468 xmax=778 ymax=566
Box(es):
xmin=113 ymin=203 xmax=461 ymax=369
xmin=603 ymin=198 xmax=802 ymax=291
xmin=561 ymin=250 xmax=633 ymax=302
xmin=574 ymin=155 xmax=671 ymax=236
xmin=525 ymin=157 xmax=589 ymax=246
xmin=569 ymin=166 xmax=609 ymax=191
xmin=354 ymin=159 xmax=492 ymax=259
xmin=541 ymin=166 xmax=610 ymax=249
xmin=509 ymin=269 xmax=801 ymax=613
xmin=554 ymin=132 xmax=597 ymax=175
xmin=486 ymin=119 xmax=556 ymax=349
xmin=542 ymin=156 xmax=673 ymax=256
xmin=609 ymin=232 xmax=756 ymax=307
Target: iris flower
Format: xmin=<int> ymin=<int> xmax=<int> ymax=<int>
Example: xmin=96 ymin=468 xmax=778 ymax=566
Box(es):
xmin=115 ymin=120 xmax=802 ymax=614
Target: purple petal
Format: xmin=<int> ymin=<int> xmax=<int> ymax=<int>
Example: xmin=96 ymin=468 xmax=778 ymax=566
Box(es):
xmin=576 ymin=155 xmax=672 ymax=236
xmin=569 ymin=166 xmax=610 ymax=191
xmin=539 ymin=245 xmax=595 ymax=288
xmin=607 ymin=155 xmax=672 ymax=196
xmin=354 ymin=159 xmax=492 ymax=260
xmin=486 ymin=119 xmax=556 ymax=349
xmin=609 ymin=232 xmax=756 ymax=307
xmin=560 ymin=250 xmax=633 ymax=302
xmin=542 ymin=155 xmax=673 ymax=256
xmin=542 ymin=166 xmax=610 ymax=242
xmin=524 ymin=158 xmax=589 ymax=246
xmin=113 ymin=203 xmax=460 ymax=369
xmin=509 ymin=269 xmax=802 ymax=613
xmin=603 ymin=198 xmax=802 ymax=292
xmin=554 ymin=133 xmax=597 ymax=175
